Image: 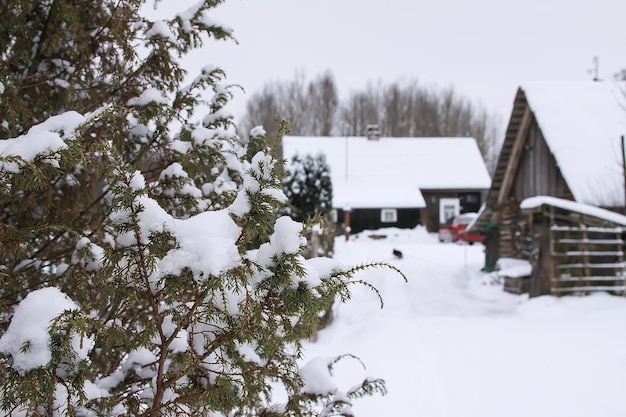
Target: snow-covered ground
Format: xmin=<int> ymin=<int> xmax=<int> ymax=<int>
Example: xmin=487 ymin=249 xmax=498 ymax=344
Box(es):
xmin=302 ymin=227 xmax=626 ymax=417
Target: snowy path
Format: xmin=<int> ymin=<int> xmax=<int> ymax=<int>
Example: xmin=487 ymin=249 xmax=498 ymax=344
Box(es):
xmin=302 ymin=227 xmax=626 ymax=417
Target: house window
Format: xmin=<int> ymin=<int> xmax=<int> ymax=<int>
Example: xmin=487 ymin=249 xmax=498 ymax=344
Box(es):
xmin=462 ymin=193 xmax=479 ymax=203
xmin=381 ymin=208 xmax=397 ymax=223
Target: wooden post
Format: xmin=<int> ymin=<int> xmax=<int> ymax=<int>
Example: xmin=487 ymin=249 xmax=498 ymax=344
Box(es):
xmin=582 ymin=224 xmax=591 ymax=294
xmin=344 ymin=208 xmax=351 ymax=241
xmin=621 ymin=135 xmax=626 ymax=213
xmin=529 ymin=210 xmax=554 ymax=297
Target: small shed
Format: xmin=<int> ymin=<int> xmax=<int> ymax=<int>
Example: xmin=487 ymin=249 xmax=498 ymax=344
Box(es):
xmin=282 ymin=136 xmax=491 ymax=235
xmin=469 ymin=81 xmax=626 ymax=272
xmin=515 ymin=196 xmax=626 ymax=297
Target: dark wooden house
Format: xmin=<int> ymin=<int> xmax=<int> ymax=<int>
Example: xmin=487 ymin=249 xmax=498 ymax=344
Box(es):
xmin=469 ymin=81 xmax=626 ymax=295
xmin=282 ymin=135 xmax=491 ymax=235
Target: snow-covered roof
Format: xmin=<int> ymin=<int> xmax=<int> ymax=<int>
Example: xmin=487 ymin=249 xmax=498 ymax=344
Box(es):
xmin=521 ymin=81 xmax=626 ymax=207
xmin=520 ymin=195 xmax=626 ymax=226
xmin=282 ymin=136 xmax=491 ymax=209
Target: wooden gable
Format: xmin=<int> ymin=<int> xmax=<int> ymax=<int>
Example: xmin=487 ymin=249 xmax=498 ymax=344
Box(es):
xmin=510 ymin=120 xmax=571 ymax=202
xmin=471 ymin=88 xmax=574 ymax=265
xmin=472 ymin=82 xmax=626 ymax=271
xmin=479 ymin=88 xmax=573 ymax=225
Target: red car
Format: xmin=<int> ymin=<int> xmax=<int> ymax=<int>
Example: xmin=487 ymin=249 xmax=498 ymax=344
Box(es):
xmin=438 ymin=212 xmax=484 ymax=244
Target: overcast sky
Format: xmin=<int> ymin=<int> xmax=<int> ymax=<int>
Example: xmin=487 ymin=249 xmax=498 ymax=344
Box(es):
xmin=155 ymin=0 xmax=626 ymax=124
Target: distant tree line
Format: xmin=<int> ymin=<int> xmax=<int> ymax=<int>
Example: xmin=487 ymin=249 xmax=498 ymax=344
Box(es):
xmin=239 ymin=70 xmax=502 ymax=172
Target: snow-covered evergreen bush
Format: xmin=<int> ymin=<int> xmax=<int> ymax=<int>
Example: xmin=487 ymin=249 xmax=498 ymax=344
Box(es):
xmin=284 ymin=154 xmax=333 ymax=224
xmin=284 ymin=153 xmax=335 ymax=258
xmin=0 ymin=1 xmax=403 ymax=415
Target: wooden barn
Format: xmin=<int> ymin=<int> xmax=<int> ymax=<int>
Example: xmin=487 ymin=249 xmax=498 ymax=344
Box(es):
xmin=508 ymin=196 xmax=626 ymax=297
xmin=282 ymin=135 xmax=491 ymax=235
xmin=468 ymin=81 xmax=626 ymax=295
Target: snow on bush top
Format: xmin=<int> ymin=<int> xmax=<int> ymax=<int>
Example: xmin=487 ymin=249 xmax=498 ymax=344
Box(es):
xmin=300 ymin=356 xmax=337 ymax=396
xmin=0 ymin=111 xmax=85 ymax=172
xmin=176 ymin=1 xmax=233 ymax=35
xmin=126 ymin=87 xmax=169 ymax=106
xmin=159 ymin=207 xmax=242 ymax=279
xmin=0 ymin=287 xmax=83 ymax=375
xmin=111 ymin=193 xmax=243 ymax=281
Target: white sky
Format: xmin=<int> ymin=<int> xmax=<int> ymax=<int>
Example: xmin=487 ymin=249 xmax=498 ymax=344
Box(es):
xmin=160 ymin=0 xmax=626 ymax=122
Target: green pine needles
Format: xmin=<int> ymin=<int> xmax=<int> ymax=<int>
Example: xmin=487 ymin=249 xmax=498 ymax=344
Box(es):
xmin=0 ymin=1 xmax=404 ymax=416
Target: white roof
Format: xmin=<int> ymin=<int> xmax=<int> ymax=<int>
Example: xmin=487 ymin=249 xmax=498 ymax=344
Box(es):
xmin=521 ymin=195 xmax=626 ymax=226
xmin=521 ymin=81 xmax=626 ymax=207
xmin=282 ymin=136 xmax=491 ymax=209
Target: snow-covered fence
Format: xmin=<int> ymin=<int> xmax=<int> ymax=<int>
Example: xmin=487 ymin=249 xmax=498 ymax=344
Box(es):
xmin=549 ymin=225 xmax=625 ymax=295
xmin=521 ymin=197 xmax=626 ymax=297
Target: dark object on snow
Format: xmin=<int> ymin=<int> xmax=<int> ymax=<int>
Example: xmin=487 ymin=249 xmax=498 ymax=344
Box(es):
xmin=392 ymin=249 xmax=403 ymax=259
xmin=368 ymin=233 xmax=387 ymax=240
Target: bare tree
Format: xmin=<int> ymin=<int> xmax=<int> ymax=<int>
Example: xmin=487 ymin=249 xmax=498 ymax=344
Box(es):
xmin=240 ymin=72 xmax=502 ymax=171
xmin=308 ymin=71 xmax=339 ymax=136
xmin=382 ymin=82 xmax=405 ymax=137
xmin=339 ymin=80 xmax=501 ymax=171
xmin=240 ymin=82 xmax=283 ymax=140
xmin=239 ymin=70 xmax=339 ymax=139
xmin=337 ymin=81 xmax=383 ymax=136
